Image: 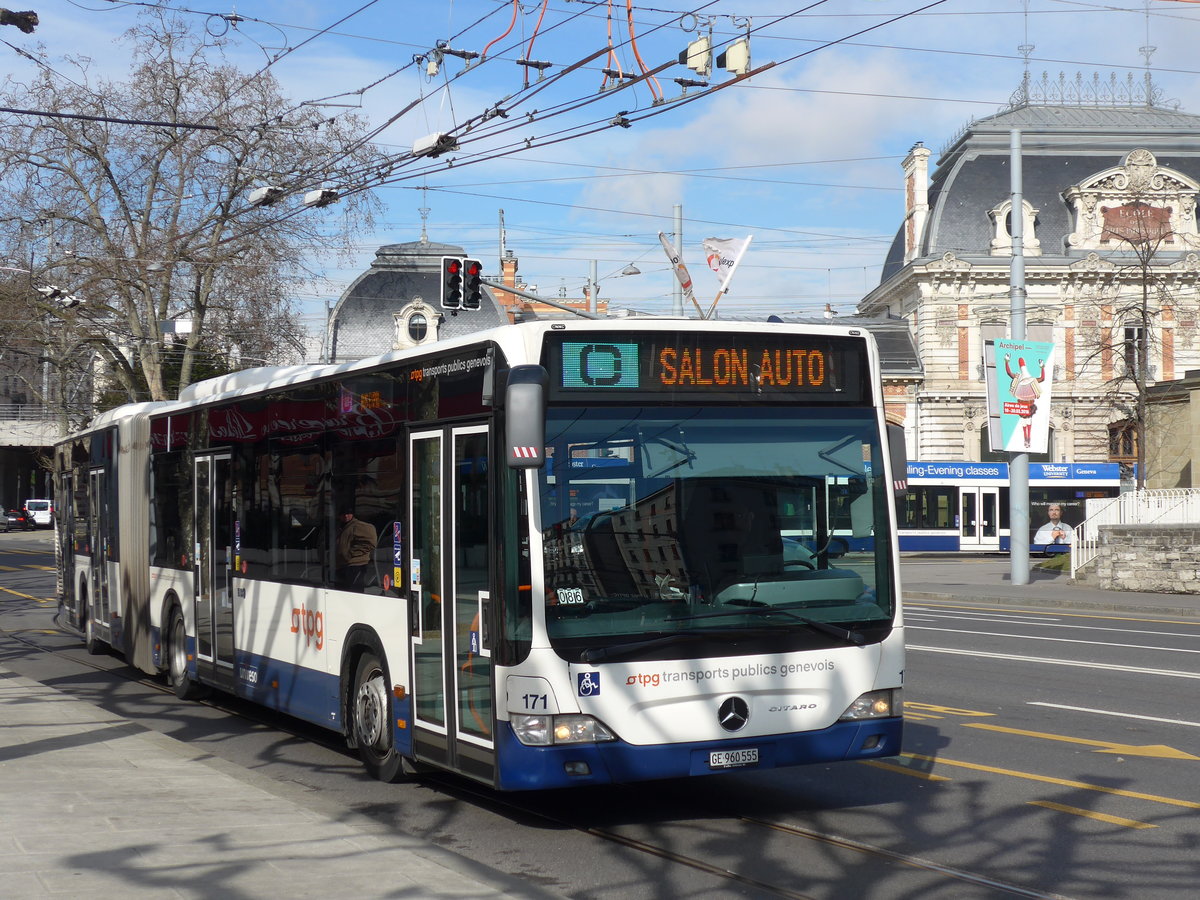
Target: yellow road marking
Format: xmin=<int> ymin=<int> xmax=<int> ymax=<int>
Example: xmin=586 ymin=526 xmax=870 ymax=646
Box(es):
xmin=902 ymin=753 xmax=1200 ymax=809
xmin=0 ymin=586 xmax=50 ymax=601
xmin=0 ymin=565 xmax=19 ymax=572
xmin=860 ymin=759 xmax=951 ymax=781
xmin=26 ymin=564 xmax=54 ymax=571
xmin=1028 ymin=800 xmax=1157 ymax=829
xmin=905 ymin=702 xmax=995 ymax=718
xmin=964 ymin=722 xmax=1200 ymax=760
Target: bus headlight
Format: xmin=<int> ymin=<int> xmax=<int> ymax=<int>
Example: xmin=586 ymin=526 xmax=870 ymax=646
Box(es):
xmin=838 ymin=689 xmax=899 ymax=721
xmin=511 ymin=713 xmax=616 ymax=746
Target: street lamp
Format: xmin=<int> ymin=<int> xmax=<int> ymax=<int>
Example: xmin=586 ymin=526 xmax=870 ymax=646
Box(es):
xmin=248 ymin=185 xmax=283 ymax=207
xmin=589 ymin=262 xmax=642 ymax=313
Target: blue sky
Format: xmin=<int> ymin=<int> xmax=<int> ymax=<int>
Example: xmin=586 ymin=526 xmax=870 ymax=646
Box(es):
xmin=21 ymin=1 xmax=1200 ymax=328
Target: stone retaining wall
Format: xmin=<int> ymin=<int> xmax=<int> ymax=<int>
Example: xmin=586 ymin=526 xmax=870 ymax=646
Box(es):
xmin=1094 ymin=524 xmax=1200 ymax=593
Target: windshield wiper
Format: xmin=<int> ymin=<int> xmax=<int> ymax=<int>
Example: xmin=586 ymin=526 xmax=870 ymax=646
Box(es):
xmin=665 ymin=606 xmax=866 ymax=646
xmin=580 ymin=632 xmax=711 ymax=663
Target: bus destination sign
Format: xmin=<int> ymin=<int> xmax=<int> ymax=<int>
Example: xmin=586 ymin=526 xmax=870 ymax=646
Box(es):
xmin=548 ymin=331 xmax=867 ymax=402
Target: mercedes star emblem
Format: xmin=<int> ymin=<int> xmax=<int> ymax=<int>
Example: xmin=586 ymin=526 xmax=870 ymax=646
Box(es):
xmin=717 ymin=696 xmax=750 ymax=732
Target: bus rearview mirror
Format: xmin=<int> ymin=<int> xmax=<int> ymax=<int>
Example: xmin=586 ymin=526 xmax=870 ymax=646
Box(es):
xmin=506 ymin=365 xmax=548 ymax=469
xmin=887 ymin=422 xmax=908 ymax=498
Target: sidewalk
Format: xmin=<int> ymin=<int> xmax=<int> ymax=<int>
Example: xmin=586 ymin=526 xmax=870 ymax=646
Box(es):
xmin=901 ymin=554 xmax=1200 ymax=617
xmin=0 ymin=666 xmax=560 ymax=900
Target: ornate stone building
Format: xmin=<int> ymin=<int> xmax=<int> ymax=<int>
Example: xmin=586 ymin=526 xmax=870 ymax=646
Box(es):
xmin=860 ymin=87 xmax=1200 ymax=480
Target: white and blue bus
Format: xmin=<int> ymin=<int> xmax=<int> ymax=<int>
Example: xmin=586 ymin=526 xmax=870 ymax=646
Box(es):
xmin=899 ymin=461 xmax=1122 ymax=553
xmin=54 ymin=319 xmax=907 ymax=789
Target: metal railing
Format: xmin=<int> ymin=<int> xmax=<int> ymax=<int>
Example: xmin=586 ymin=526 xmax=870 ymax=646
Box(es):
xmin=0 ymin=403 xmax=51 ymax=421
xmin=1071 ymin=488 xmax=1200 ymax=577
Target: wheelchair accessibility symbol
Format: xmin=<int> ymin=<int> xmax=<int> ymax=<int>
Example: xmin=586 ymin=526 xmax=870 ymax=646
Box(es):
xmin=577 ymin=672 xmax=600 ymax=696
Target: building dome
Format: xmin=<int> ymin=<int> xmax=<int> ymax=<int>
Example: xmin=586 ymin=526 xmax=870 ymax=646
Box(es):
xmin=327 ymin=238 xmax=507 ymax=362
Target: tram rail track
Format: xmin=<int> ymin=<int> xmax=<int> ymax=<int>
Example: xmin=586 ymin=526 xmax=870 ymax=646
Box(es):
xmin=5 ymin=620 xmax=1070 ymax=900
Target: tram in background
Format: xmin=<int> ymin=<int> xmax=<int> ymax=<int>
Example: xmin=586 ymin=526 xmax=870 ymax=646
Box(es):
xmin=53 ymin=319 xmax=908 ymax=790
xmin=898 ymin=460 xmax=1122 ymax=553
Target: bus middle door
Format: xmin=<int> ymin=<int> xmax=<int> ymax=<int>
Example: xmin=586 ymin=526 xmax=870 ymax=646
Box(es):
xmin=86 ymin=467 xmax=112 ymax=646
xmin=193 ymin=453 xmax=236 ymax=687
xmin=409 ymin=424 xmax=496 ymax=783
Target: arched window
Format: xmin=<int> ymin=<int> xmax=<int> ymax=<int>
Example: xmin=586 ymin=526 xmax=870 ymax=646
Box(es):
xmin=988 ymin=199 xmax=1041 ymax=256
xmin=394 ymin=301 xmax=438 ymax=350
xmin=407 ymin=313 xmax=428 ymax=343
xmin=1108 ymin=421 xmax=1138 ymax=462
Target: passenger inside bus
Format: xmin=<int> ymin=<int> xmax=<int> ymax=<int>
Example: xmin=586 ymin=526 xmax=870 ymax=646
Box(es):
xmin=335 ymin=505 xmax=377 ymax=591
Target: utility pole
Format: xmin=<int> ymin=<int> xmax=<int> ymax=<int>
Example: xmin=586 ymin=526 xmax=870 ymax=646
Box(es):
xmin=589 ymin=259 xmax=598 ymax=315
xmin=672 ymin=204 xmax=683 ymax=317
xmin=498 ymin=208 xmax=507 ymax=272
xmin=1009 ymin=128 xmax=1030 ymax=586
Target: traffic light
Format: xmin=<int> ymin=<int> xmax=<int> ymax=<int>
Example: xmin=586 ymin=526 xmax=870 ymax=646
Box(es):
xmin=440 ymin=256 xmax=463 ymax=309
xmin=462 ymin=259 xmax=483 ymax=309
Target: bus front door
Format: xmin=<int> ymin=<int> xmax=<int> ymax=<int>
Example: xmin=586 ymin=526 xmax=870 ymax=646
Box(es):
xmin=193 ymin=454 xmax=236 ymax=686
xmin=959 ymin=487 xmax=1000 ymax=551
xmin=409 ymin=425 xmax=496 ymax=783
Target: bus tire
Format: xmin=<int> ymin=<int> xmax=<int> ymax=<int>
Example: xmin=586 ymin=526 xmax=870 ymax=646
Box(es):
xmin=351 ymin=650 xmax=405 ymax=783
xmin=81 ymin=586 xmax=107 ymax=655
xmin=84 ymin=613 xmax=107 ymax=655
xmin=167 ymin=606 xmax=204 ymax=700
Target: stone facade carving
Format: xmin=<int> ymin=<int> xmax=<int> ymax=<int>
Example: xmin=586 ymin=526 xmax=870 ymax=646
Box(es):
xmin=1064 ymin=149 xmax=1200 ymax=251
xmin=392 ymin=298 xmax=441 ymax=351
xmin=988 ymin=199 xmax=1041 ymax=256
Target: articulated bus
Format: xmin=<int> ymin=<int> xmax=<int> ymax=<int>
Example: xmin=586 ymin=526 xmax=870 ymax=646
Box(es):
xmin=900 ymin=460 xmax=1122 ymax=553
xmin=54 ymin=320 xmax=907 ymax=790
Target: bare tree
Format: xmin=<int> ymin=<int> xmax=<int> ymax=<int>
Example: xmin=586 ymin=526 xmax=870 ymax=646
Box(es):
xmin=1073 ymin=198 xmax=1183 ymax=490
xmin=0 ymin=9 xmax=384 ymax=413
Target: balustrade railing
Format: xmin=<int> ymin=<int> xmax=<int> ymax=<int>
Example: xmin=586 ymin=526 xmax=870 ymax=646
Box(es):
xmin=1071 ymin=488 xmax=1200 ymax=577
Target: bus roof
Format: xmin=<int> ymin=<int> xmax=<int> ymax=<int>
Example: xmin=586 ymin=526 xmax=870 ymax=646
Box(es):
xmin=80 ymin=319 xmax=880 ymax=422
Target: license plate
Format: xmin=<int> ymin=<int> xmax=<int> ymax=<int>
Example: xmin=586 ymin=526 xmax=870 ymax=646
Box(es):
xmin=709 ymin=748 xmax=759 ymax=769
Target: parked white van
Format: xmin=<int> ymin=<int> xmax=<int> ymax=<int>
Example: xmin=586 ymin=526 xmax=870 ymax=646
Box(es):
xmin=24 ymin=499 xmax=52 ymax=528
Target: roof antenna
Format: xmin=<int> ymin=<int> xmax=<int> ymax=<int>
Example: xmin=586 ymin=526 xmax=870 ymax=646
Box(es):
xmin=1140 ymin=0 xmax=1155 ymax=107
xmin=1017 ymin=0 xmax=1033 ymax=108
xmin=419 ymin=184 xmax=430 ymax=244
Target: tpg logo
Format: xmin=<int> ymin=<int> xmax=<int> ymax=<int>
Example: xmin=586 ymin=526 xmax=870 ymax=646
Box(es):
xmin=290 ymin=604 xmax=324 ymax=650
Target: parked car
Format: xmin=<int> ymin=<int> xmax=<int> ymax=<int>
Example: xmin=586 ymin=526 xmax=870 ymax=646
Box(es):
xmin=23 ymin=499 xmax=52 ymax=528
xmin=2 ymin=509 xmax=36 ymax=532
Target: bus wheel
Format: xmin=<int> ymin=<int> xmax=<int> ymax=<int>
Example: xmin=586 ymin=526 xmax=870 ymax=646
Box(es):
xmin=352 ymin=650 xmax=405 ymax=782
xmin=167 ymin=607 xmax=204 ymax=700
xmin=84 ymin=606 xmax=107 ymax=656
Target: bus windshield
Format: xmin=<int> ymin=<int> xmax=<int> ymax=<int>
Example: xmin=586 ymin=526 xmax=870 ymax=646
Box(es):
xmin=538 ymin=406 xmax=897 ymax=659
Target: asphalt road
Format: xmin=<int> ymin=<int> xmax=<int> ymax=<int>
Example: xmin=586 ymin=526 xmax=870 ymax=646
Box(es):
xmin=2 ymin=531 xmax=1197 ymax=899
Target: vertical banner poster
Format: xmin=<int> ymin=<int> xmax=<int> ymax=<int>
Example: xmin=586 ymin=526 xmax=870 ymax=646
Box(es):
xmin=995 ymin=339 xmax=1055 ymax=453
xmin=983 ymin=340 xmax=1001 ymax=448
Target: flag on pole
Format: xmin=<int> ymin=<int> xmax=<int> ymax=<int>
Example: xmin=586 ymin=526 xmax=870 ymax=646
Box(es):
xmin=702 ymin=235 xmax=752 ymax=318
xmin=703 ymin=237 xmax=751 ymax=287
xmin=657 ymin=231 xmax=704 ymax=316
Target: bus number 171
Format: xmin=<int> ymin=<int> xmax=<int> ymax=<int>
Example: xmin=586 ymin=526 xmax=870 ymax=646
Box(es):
xmin=522 ymin=693 xmax=548 ymax=711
